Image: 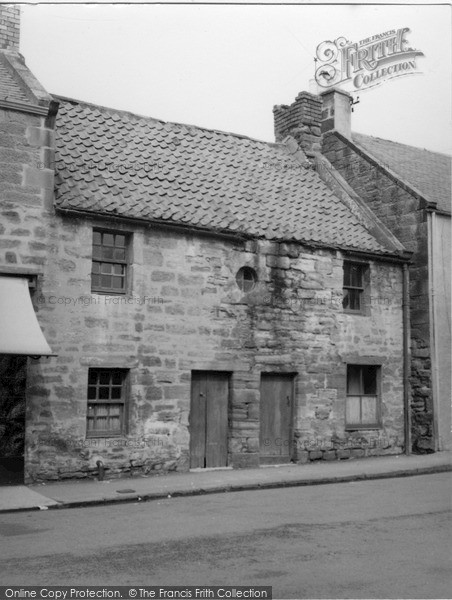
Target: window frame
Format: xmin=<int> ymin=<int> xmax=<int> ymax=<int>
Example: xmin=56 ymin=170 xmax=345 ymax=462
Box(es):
xmin=91 ymin=229 xmax=130 ymax=295
xmin=86 ymin=368 xmax=129 ymax=438
xmin=345 ymin=364 xmax=381 ymax=430
xmin=342 ymin=260 xmax=368 ymax=314
xmin=236 ymin=266 xmax=257 ymax=292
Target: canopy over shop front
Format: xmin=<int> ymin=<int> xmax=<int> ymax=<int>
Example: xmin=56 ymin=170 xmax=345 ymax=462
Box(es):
xmin=0 ymin=276 xmax=54 ymax=356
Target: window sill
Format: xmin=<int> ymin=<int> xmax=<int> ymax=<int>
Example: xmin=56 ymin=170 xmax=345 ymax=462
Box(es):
xmin=86 ymin=433 xmax=124 ymax=439
xmin=91 ymin=291 xmax=127 ymax=296
xmin=345 ymin=425 xmax=382 ymax=431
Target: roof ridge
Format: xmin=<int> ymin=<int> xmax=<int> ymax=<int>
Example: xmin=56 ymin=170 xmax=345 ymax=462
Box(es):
xmin=54 ymin=93 xmax=279 ymax=148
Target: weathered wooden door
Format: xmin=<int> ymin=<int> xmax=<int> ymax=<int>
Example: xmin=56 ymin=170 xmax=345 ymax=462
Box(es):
xmin=190 ymin=372 xmax=229 ymax=468
xmin=0 ymin=355 xmax=27 ymax=485
xmin=260 ymin=374 xmax=294 ymax=464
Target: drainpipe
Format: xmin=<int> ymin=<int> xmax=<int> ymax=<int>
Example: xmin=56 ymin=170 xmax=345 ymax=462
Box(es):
xmin=403 ymin=262 xmax=411 ymax=455
xmin=428 ymin=211 xmax=440 ymax=450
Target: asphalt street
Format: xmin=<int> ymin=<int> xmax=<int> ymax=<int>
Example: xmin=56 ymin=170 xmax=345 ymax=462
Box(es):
xmin=0 ymin=472 xmax=451 ymax=598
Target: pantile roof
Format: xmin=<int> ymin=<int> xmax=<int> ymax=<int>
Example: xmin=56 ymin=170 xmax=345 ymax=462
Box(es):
xmin=53 ymin=97 xmax=404 ymax=256
xmin=353 ymin=132 xmax=451 ymax=214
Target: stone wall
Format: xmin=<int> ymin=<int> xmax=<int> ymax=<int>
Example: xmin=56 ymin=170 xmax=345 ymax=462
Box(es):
xmin=0 ymin=90 xmax=407 ymax=482
xmin=322 ymin=132 xmax=433 ymax=452
xmin=21 ymin=212 xmax=406 ymax=481
xmin=0 ymin=104 xmax=55 ymax=276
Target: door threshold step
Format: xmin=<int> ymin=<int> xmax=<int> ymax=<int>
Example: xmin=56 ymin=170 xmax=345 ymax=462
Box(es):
xmin=189 ymin=466 xmax=233 ymax=472
xmin=260 ymin=463 xmax=294 ymax=468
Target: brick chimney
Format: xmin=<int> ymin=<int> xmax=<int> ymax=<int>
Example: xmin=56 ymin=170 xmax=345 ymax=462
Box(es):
xmin=320 ymin=88 xmax=352 ymax=138
xmin=0 ymin=4 xmax=20 ymax=52
xmin=273 ymin=88 xmax=353 ymax=151
xmin=273 ymin=92 xmax=323 ymax=153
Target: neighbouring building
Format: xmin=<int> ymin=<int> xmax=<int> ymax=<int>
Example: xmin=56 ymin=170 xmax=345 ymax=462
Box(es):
xmin=1 ymin=6 xmax=417 ymax=484
xmin=273 ymin=87 xmax=451 ymax=453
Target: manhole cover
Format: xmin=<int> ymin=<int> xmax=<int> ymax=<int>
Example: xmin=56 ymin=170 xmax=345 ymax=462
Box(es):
xmin=116 ymin=489 xmax=136 ymax=494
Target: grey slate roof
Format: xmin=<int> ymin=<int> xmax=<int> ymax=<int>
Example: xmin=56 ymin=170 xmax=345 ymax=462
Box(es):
xmin=353 ymin=132 xmax=451 ymax=214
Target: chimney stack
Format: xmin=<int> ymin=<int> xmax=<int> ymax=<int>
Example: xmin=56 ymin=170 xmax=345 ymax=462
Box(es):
xmin=0 ymin=4 xmax=20 ymax=52
xmin=273 ymin=92 xmax=323 ymax=153
xmin=320 ymin=88 xmax=352 ymax=138
xmin=273 ymin=87 xmax=353 ymax=152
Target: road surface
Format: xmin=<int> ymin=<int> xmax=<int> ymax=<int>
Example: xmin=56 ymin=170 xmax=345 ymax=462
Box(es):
xmin=0 ymin=472 xmax=451 ymax=598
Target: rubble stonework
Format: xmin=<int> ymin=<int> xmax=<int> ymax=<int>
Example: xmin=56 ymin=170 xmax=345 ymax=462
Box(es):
xmin=321 ymin=133 xmax=434 ymax=452
xmin=273 ymin=88 xmax=451 ymax=454
xmin=20 ymin=219 xmax=405 ymax=481
xmin=1 ymin=7 xmax=413 ymax=483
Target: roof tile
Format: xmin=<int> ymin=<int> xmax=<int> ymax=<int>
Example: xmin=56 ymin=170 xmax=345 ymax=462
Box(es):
xmin=53 ymin=98 xmax=402 ymax=255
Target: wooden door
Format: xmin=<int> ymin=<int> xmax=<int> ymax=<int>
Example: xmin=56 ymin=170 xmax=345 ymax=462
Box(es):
xmin=0 ymin=355 xmax=27 ymax=485
xmin=190 ymin=372 xmax=229 ymax=468
xmin=260 ymin=374 xmax=293 ymax=464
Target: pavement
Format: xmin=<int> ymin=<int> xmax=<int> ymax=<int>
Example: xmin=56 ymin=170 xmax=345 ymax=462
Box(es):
xmin=0 ymin=451 xmax=450 ymax=514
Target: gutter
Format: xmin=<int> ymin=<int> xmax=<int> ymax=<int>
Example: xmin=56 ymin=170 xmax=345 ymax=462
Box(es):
xmin=55 ymin=206 xmax=251 ymax=243
xmin=0 ymin=97 xmax=49 ymax=116
xmin=426 ymin=207 xmax=451 ymax=218
xmin=56 ymin=206 xmax=411 ymax=263
xmin=343 ymin=248 xmax=412 ymax=264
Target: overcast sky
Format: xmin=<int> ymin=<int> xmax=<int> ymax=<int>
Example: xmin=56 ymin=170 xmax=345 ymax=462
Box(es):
xmin=20 ymin=2 xmax=451 ymax=154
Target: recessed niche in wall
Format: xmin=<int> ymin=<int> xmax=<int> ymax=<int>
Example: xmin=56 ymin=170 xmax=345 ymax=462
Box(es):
xmin=236 ymin=267 xmax=257 ymax=292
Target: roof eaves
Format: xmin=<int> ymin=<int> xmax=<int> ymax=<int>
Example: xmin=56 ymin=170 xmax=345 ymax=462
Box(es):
xmin=55 ymin=205 xmax=252 ymax=242
xmin=55 ymin=205 xmax=409 ymax=261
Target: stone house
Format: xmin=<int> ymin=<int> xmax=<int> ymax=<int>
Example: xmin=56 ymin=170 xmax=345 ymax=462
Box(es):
xmin=1 ymin=6 xmax=413 ymax=483
xmin=273 ymin=87 xmax=451 ymax=453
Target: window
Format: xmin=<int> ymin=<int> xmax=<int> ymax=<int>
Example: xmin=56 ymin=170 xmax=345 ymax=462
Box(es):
xmin=346 ymin=365 xmax=381 ymax=429
xmin=86 ymin=369 xmax=128 ymax=437
xmin=91 ymin=230 xmax=128 ymax=294
xmin=343 ymin=261 xmax=366 ymax=312
xmin=236 ymin=267 xmax=257 ymax=292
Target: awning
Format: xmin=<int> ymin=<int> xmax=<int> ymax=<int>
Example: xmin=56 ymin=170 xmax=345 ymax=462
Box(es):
xmin=0 ymin=276 xmax=55 ymax=356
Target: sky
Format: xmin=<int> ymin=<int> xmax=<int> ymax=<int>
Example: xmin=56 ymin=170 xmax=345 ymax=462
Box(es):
xmin=19 ymin=2 xmax=452 ymax=155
